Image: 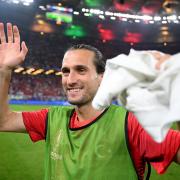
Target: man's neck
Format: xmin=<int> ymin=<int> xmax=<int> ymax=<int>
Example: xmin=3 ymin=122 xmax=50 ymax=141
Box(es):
xmin=75 ymin=103 xmax=104 ymax=122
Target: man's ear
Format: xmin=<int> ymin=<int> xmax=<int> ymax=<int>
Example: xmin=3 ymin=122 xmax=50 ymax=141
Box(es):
xmin=97 ymin=73 xmax=103 ymax=83
xmin=100 ymin=73 xmax=104 ymax=79
xmin=96 ymin=73 xmax=103 ymax=79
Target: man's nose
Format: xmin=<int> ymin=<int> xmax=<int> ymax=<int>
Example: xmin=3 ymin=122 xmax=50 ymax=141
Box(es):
xmin=67 ymin=71 xmax=78 ymax=84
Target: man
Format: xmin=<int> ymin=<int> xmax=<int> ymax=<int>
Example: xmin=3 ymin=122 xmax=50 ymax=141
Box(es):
xmin=0 ymin=23 xmax=179 ymax=180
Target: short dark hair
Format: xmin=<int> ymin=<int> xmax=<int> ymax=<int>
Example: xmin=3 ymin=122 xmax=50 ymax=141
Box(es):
xmin=66 ymin=44 xmax=105 ymax=74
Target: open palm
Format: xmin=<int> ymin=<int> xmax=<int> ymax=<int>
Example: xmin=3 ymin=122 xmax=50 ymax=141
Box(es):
xmin=0 ymin=23 xmax=28 ymax=70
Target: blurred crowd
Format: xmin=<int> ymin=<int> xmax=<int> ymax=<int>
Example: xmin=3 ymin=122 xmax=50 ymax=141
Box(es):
xmin=10 ymin=31 xmax=180 ymax=101
xmin=9 ymin=32 xmax=114 ymax=101
xmin=9 ymin=74 xmax=66 ymax=101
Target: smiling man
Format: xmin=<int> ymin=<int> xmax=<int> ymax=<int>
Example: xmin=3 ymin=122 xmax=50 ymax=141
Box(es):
xmin=0 ymin=23 xmax=179 ymax=180
xmin=62 ymin=48 xmax=102 ymax=106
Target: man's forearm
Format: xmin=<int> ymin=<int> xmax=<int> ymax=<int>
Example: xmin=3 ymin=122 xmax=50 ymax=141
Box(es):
xmin=0 ymin=68 xmax=12 ymax=126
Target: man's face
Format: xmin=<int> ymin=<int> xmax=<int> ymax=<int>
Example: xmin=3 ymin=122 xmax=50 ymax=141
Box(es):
xmin=61 ymin=49 xmax=102 ymax=106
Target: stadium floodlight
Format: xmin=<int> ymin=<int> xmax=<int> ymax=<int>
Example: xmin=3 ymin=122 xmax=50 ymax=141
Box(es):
xmin=14 ymin=67 xmax=24 ymax=73
xmin=173 ymin=20 xmax=179 ymax=23
xmin=39 ymin=5 xmax=46 ymax=11
xmin=12 ymin=0 xmax=19 ymax=4
xmin=154 ymin=16 xmax=161 ymax=21
xmin=167 ymin=15 xmax=177 ymax=21
xmin=149 ymin=20 xmax=154 ymax=24
xmin=80 ymin=7 xmax=180 ymax=24
xmin=162 ymin=20 xmax=167 ymax=24
xmin=45 ymin=70 xmax=55 ymax=75
xmin=99 ymin=15 xmax=105 ymax=19
xmin=135 ymin=19 xmax=140 ymax=23
xmin=55 ymin=72 xmax=62 ymax=76
xmin=73 ymin=11 xmax=80 ymax=15
xmin=1 ymin=0 xmax=34 ymax=6
xmin=26 ymin=68 xmax=35 ymax=74
xmin=82 ymin=8 xmax=86 ymax=12
xmin=163 ymin=16 xmax=167 ymax=20
xmin=121 ymin=18 xmax=127 ymax=21
xmin=110 ymin=16 xmax=116 ymax=20
xmin=84 ymin=13 xmax=91 ymax=16
xmin=105 ymin=11 xmax=113 ymax=16
xmin=32 ymin=69 xmax=44 ymax=75
xmin=140 ymin=15 xmax=153 ymax=21
xmin=90 ymin=9 xmax=102 ymax=15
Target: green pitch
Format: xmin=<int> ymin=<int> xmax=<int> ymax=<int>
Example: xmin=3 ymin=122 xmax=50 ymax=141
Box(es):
xmin=0 ymin=105 xmax=179 ymax=180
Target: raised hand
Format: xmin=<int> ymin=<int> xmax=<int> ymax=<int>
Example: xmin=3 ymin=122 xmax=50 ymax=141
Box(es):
xmin=0 ymin=23 xmax=28 ymax=70
xmin=147 ymin=51 xmax=171 ymax=70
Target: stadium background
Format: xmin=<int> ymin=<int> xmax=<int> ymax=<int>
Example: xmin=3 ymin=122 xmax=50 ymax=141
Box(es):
xmin=0 ymin=0 xmax=180 ymax=179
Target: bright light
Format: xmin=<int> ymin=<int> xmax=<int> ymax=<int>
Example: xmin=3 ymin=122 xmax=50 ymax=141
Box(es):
xmin=14 ymin=67 xmax=24 ymax=73
xmin=13 ymin=0 xmax=19 ymax=4
xmin=167 ymin=15 xmax=177 ymax=21
xmin=122 ymin=18 xmax=127 ymax=21
xmin=55 ymin=72 xmax=62 ymax=76
xmin=32 ymin=69 xmax=44 ymax=75
xmin=174 ymin=20 xmax=179 ymax=24
xmin=149 ymin=20 xmax=154 ymax=24
xmin=140 ymin=15 xmax=153 ymax=21
xmin=105 ymin=11 xmax=113 ymax=16
xmin=99 ymin=15 xmax=105 ymax=19
xmin=39 ymin=6 xmax=46 ymax=11
xmin=154 ymin=16 xmax=161 ymax=21
xmin=162 ymin=31 xmax=169 ymax=36
xmin=80 ymin=7 xmax=180 ymax=25
xmin=73 ymin=11 xmax=79 ymax=15
xmin=162 ymin=21 xmax=167 ymax=24
xmin=163 ymin=16 xmax=167 ymax=20
xmin=1 ymin=0 xmax=34 ymax=6
xmin=85 ymin=9 xmax=89 ymax=13
xmin=26 ymin=68 xmax=35 ymax=74
xmin=84 ymin=13 xmax=91 ymax=16
xmin=90 ymin=9 xmax=102 ymax=15
xmin=110 ymin=16 xmax=116 ymax=20
xmin=82 ymin=8 xmax=86 ymax=12
xmin=163 ymin=42 xmax=167 ymax=46
xmin=135 ymin=19 xmax=140 ymax=23
xmin=45 ymin=70 xmax=55 ymax=75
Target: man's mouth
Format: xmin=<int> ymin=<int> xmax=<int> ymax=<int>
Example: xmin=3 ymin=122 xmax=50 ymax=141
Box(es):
xmin=67 ymin=88 xmax=82 ymax=93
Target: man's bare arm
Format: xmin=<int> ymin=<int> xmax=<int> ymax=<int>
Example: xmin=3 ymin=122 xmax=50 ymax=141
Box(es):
xmin=0 ymin=23 xmax=28 ymax=132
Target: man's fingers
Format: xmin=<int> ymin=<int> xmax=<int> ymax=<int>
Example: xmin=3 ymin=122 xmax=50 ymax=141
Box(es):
xmin=155 ymin=59 xmax=165 ymax=70
xmin=7 ymin=23 xmax=13 ymax=43
xmin=0 ymin=23 xmax=6 ymax=43
xmin=155 ymin=54 xmax=171 ymax=70
xmin=20 ymin=41 xmax=28 ymax=61
xmin=147 ymin=51 xmax=172 ymax=70
xmin=13 ymin=25 xmax=20 ymax=44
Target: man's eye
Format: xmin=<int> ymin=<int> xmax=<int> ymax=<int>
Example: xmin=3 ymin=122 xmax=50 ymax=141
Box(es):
xmin=61 ymin=69 xmax=69 ymax=76
xmin=77 ymin=67 xmax=86 ymax=73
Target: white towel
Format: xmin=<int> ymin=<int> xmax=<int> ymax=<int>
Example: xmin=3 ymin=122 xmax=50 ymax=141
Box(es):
xmin=92 ymin=49 xmax=180 ymax=142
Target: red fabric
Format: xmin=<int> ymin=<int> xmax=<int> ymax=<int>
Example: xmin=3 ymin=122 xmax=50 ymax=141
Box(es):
xmin=22 ymin=109 xmax=48 ymax=141
xmin=22 ymin=110 xmax=180 ymax=179
xmin=70 ymin=111 xmax=97 ymax=128
xmin=127 ymin=112 xmax=180 ymax=178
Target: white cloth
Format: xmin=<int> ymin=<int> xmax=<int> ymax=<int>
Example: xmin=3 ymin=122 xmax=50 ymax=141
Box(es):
xmin=92 ymin=49 xmax=180 ymax=143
